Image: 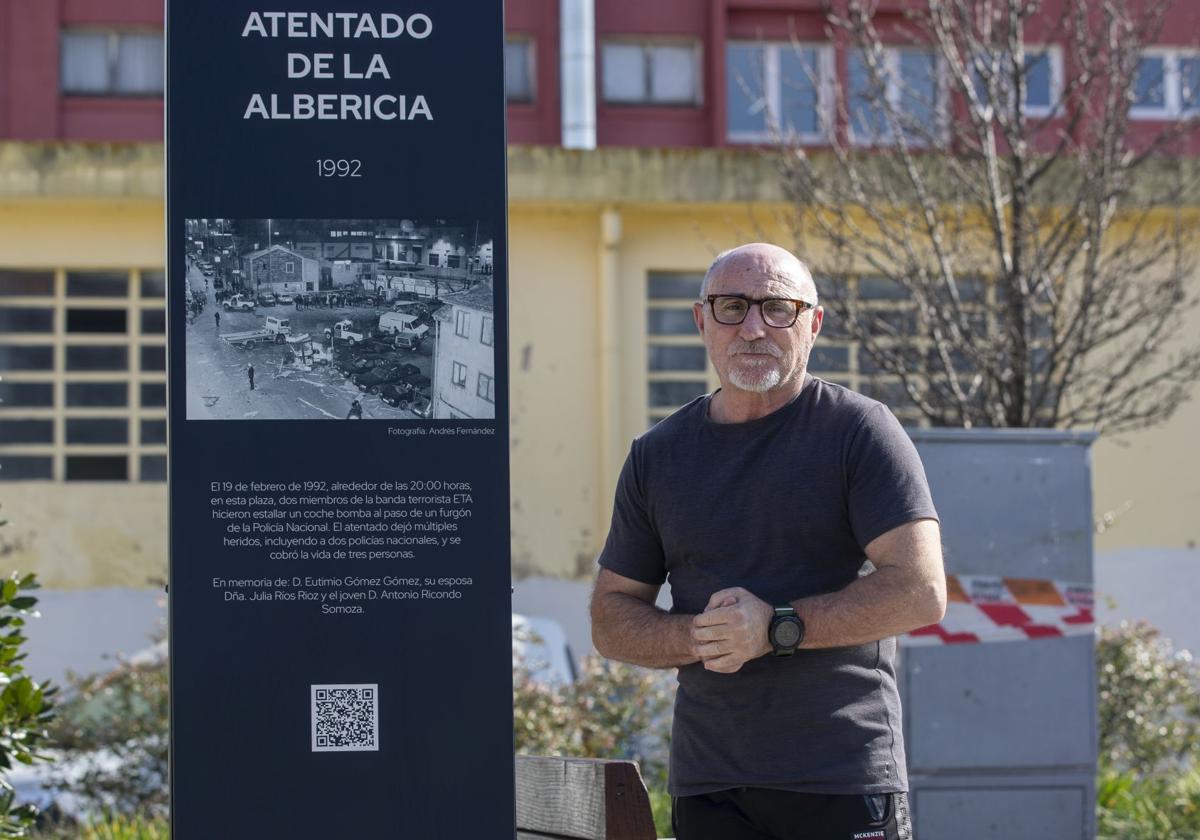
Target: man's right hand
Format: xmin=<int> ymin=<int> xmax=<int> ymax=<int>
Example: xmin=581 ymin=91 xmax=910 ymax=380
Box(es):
xmin=691 ymin=587 xmax=774 ymax=673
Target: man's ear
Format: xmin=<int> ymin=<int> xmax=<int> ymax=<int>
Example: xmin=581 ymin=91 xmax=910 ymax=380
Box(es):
xmin=693 ymin=301 xmax=705 ymax=336
xmin=811 ymin=305 xmax=824 ymax=340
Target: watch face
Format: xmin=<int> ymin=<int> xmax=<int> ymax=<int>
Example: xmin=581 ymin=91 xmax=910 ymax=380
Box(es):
xmin=774 ymin=620 xmax=801 ymax=648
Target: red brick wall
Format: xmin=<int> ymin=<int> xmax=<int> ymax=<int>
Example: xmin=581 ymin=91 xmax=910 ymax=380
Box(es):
xmin=506 ymin=0 xmax=560 ymax=145
xmin=0 ymin=0 xmax=1192 ymax=152
xmin=0 ymin=0 xmax=163 ymax=140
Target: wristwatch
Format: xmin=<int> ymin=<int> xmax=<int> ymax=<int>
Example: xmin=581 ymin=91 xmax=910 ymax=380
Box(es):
xmin=768 ymin=606 xmax=805 ymax=656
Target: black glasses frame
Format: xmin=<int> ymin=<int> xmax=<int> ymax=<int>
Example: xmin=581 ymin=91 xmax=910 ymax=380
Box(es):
xmin=704 ymin=294 xmax=817 ymax=328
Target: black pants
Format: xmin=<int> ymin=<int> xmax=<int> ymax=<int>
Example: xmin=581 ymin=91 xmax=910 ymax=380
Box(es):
xmin=673 ymin=787 xmax=910 ymax=840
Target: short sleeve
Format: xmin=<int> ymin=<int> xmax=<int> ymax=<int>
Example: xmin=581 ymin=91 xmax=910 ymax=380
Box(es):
xmin=597 ymin=442 xmax=668 ymax=585
xmin=846 ymin=404 xmax=939 ymax=549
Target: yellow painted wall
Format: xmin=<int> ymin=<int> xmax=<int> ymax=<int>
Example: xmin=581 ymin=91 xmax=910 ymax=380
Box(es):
xmin=0 ymin=198 xmax=167 ymax=588
xmin=508 ymin=205 xmax=603 ymax=577
xmin=0 ymin=199 xmax=163 ymax=267
xmin=1092 ymin=365 xmax=1200 ymax=552
xmin=1 ymin=484 xmax=167 ymax=588
xmin=2 ymin=148 xmax=1198 ymax=592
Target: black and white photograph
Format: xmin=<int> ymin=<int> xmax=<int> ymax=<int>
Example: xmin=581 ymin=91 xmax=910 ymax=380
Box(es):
xmin=183 ymin=218 xmax=497 ymax=421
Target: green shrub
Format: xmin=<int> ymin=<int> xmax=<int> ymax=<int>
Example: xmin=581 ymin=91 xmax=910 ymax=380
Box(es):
xmin=1097 ymin=621 xmax=1200 ymax=774
xmin=513 ymin=654 xmax=672 ymax=777
xmin=45 ymin=650 xmax=167 ymax=819
xmin=1097 ymin=764 xmax=1200 ymax=840
xmin=1096 ymin=621 xmax=1200 ymax=838
xmin=79 ymin=814 xmax=169 ymax=840
xmin=30 ymin=814 xmax=169 ymax=840
xmin=0 ymin=572 xmax=56 ymax=837
xmin=514 ymin=648 xmax=674 ymax=837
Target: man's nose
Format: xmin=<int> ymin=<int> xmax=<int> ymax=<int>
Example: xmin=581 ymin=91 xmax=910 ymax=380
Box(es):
xmin=738 ymin=303 xmax=769 ymax=338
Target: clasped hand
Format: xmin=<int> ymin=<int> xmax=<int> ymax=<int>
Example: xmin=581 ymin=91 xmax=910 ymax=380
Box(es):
xmin=691 ymin=587 xmax=775 ymax=673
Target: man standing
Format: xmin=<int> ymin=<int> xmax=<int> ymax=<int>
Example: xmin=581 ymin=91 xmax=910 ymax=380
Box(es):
xmin=591 ymin=244 xmax=944 ymax=840
xmin=214 ymin=310 xmax=220 ymax=332
xmin=247 ymin=363 xmax=255 ymax=391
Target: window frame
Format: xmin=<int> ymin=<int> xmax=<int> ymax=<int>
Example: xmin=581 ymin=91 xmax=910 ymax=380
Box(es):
xmin=966 ymin=46 xmax=1064 ymax=119
xmin=454 ymin=309 xmax=471 ymax=339
xmin=726 ymin=41 xmax=834 ymax=144
xmin=476 ymin=372 xmax=495 ymax=403
xmin=0 ymin=266 xmax=167 ymax=482
xmin=505 ymin=36 xmax=537 ymax=104
xmin=1021 ymin=46 xmax=1064 ymax=118
xmin=450 ymin=361 xmax=468 ymax=388
xmin=1130 ymin=47 xmax=1200 ymax=120
xmin=847 ymin=46 xmax=948 ymax=148
xmin=59 ymin=28 xmax=165 ymax=97
xmin=601 ymin=38 xmax=704 ymax=107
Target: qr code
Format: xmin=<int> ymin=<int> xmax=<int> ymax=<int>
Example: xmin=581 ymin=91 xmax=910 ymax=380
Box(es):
xmin=311 ymin=684 xmax=379 ymax=752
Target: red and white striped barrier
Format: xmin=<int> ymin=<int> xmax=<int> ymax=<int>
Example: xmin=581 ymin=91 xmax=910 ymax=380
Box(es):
xmin=903 ymin=575 xmax=1094 ymax=645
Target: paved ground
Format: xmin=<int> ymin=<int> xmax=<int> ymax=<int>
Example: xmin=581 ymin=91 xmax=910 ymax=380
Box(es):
xmin=182 ymin=265 xmax=431 ymax=421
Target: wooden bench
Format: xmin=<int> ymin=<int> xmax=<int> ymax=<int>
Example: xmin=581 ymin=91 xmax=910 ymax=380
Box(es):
xmin=515 ymin=755 xmax=659 ymax=840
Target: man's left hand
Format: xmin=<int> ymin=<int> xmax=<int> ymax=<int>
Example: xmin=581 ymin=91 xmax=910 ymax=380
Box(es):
xmin=691 ymin=588 xmax=774 ymax=673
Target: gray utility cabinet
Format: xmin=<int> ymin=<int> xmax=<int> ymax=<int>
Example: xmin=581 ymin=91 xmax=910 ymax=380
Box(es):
xmin=904 ymin=429 xmax=1098 ymax=840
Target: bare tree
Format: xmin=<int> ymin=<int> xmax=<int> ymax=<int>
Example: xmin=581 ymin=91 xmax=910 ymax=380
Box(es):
xmin=776 ymin=0 xmax=1200 ymax=431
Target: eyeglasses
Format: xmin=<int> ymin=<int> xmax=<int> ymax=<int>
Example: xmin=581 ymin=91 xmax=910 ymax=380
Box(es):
xmin=705 ymin=294 xmax=817 ymax=328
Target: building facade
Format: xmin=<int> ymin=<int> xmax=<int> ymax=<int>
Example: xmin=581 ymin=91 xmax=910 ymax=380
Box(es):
xmin=432 ymin=285 xmax=497 ymax=420
xmin=241 ymin=245 xmax=320 ymax=296
xmin=0 ymin=0 xmax=1197 ymax=622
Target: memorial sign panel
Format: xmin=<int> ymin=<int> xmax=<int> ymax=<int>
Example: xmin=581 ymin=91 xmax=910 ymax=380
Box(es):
xmin=167 ymin=5 xmax=512 ymax=836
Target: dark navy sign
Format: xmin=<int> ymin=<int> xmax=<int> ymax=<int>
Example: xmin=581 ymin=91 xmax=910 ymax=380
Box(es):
xmin=167 ymin=4 xmax=511 ymax=837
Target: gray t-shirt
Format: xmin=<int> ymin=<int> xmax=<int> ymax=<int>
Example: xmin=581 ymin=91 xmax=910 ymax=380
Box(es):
xmin=598 ymin=376 xmax=938 ymax=797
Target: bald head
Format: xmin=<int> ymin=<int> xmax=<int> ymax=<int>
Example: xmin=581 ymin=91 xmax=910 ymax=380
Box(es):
xmin=700 ymin=244 xmax=817 ymax=302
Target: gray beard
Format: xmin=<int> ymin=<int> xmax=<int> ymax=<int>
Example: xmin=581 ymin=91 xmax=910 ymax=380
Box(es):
xmin=727 ymin=366 xmax=782 ymax=393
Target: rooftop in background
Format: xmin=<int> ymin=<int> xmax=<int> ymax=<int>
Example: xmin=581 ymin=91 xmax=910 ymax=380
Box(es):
xmin=436 ymin=283 xmax=495 ymax=315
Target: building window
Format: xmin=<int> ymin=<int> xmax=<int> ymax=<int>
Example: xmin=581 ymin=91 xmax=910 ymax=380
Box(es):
xmin=140 ymin=455 xmax=167 ymax=482
xmin=455 ymin=309 xmax=471 ymax=338
xmin=66 ymin=346 xmax=128 ymax=371
xmin=65 ymin=456 xmax=127 ymax=481
xmin=727 ymin=42 xmax=831 ymax=142
xmin=68 ymin=271 xmax=127 ymax=297
xmin=141 ymin=309 xmax=165 ymax=334
xmin=505 ymin=38 xmax=535 ymax=103
xmin=1023 ymin=50 xmax=1060 ymax=114
xmin=1131 ymin=50 xmax=1200 ymax=119
xmin=602 ymin=41 xmax=701 ymax=105
xmin=645 ymin=272 xmax=710 ymax=426
xmin=0 ymin=346 xmax=53 ymax=371
xmin=848 ymin=48 xmax=944 ymax=146
xmin=140 ymin=271 xmax=166 ymax=298
xmin=480 ymin=316 xmax=494 ymax=347
xmin=285 ymin=262 xmax=295 ymax=274
xmin=60 ymin=30 xmax=164 ymax=96
xmin=451 ymin=361 xmax=467 ymax=388
xmin=0 ymin=270 xmax=54 ymax=297
xmin=970 ymin=48 xmax=1062 ymax=117
xmin=0 ymin=308 xmax=53 ymax=333
xmin=429 ymin=253 xmax=440 ymax=267
xmin=639 ymin=271 xmax=1001 ymax=427
xmin=0 ymin=267 xmax=166 ymax=482
xmin=820 ymin=274 xmax=1003 ymax=425
xmin=477 ymin=373 xmax=495 ymax=403
xmin=1134 ymin=55 xmax=1167 ymax=113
